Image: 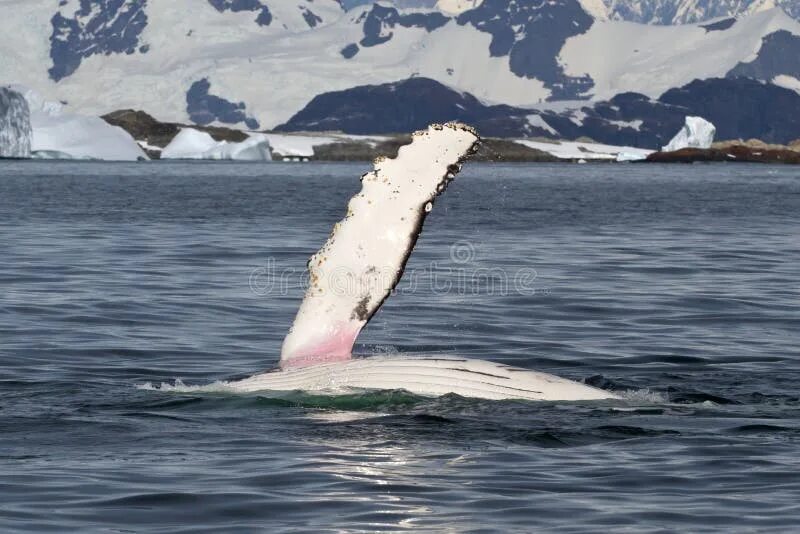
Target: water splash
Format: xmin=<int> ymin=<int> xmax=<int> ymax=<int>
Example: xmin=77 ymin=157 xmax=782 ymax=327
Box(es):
xmin=617 ymin=388 xmax=668 ymax=404
xmin=136 ymin=378 xmax=237 ymax=394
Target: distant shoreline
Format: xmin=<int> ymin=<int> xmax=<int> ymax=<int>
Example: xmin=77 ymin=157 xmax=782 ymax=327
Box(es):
xmin=94 ymin=109 xmax=800 ymax=165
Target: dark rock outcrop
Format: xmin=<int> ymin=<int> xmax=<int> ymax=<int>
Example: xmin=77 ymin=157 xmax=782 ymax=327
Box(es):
xmin=540 ymin=92 xmax=686 ymax=148
xmin=647 ymin=145 xmax=800 ymax=164
xmin=207 ymin=0 xmax=272 ymax=26
xmin=102 ymin=109 xmax=562 ymax=162
xmin=727 ymin=30 xmax=800 ymax=81
xmin=700 ymin=17 xmax=736 ymax=32
xmin=102 ymin=109 xmax=248 ymax=159
xmin=660 ymin=78 xmax=800 ymax=143
xmin=307 ymin=137 xmax=413 ymax=161
xmin=471 ymin=139 xmax=560 ymax=162
xmin=275 ymin=77 xmax=539 ymax=137
xmin=277 ymin=76 xmax=800 ymax=147
xmin=186 ymin=78 xmax=260 ymax=130
xmin=280 ymin=136 xmax=559 ymax=162
xmin=49 ymin=0 xmax=149 ymax=82
xmin=341 ymin=4 xmax=448 ymax=58
xmin=456 ymin=0 xmax=595 ymax=100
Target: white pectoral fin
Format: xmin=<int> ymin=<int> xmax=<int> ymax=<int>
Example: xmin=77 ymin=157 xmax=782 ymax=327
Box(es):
xmin=280 ymin=123 xmax=480 ymax=369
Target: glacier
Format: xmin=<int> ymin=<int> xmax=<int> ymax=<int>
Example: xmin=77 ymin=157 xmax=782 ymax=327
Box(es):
xmin=161 ymin=128 xmax=272 ymax=161
xmin=0 ymin=87 xmax=32 ymax=158
xmin=662 ymin=116 xmax=716 ymax=151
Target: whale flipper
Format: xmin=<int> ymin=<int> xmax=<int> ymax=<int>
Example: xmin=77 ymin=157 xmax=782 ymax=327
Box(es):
xmin=280 ymin=123 xmax=479 ymax=369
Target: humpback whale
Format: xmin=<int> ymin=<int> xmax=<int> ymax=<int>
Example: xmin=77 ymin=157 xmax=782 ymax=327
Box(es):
xmin=231 ymin=123 xmax=617 ymax=401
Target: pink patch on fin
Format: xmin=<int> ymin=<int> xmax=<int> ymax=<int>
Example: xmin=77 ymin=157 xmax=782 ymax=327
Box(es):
xmin=280 ymin=325 xmax=361 ymax=369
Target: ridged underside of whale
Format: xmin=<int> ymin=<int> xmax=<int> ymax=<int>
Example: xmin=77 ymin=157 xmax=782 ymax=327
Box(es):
xmin=233 ymin=356 xmax=618 ymax=401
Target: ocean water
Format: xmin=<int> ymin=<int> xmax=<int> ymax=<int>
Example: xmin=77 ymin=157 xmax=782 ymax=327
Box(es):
xmin=1 ymin=161 xmax=799 ymax=532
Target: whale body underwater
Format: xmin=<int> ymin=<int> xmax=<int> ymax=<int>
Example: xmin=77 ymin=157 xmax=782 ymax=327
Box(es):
xmin=228 ymin=123 xmax=617 ymax=402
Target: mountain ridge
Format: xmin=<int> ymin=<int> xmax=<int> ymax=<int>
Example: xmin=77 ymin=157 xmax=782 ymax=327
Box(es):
xmin=1 ymin=0 xmax=799 ymax=144
xmin=276 ymin=76 xmax=800 ymax=146
xmin=605 ymin=0 xmax=800 ymax=25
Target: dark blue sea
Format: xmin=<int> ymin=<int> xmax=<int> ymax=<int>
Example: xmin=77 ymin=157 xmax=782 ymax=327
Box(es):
xmin=1 ymin=161 xmax=799 ymax=532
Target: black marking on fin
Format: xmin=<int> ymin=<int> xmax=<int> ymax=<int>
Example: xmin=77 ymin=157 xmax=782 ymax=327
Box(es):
xmin=352 ymin=295 xmax=371 ymax=321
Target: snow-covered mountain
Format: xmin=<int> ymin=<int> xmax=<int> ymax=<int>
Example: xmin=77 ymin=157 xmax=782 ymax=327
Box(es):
xmin=1 ymin=0 xmax=799 ymax=140
xmin=604 ymin=0 xmax=800 ymax=25
xmin=276 ymin=76 xmax=800 ymax=146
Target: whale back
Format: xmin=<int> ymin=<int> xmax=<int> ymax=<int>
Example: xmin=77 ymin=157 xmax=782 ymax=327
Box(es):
xmin=235 ymin=356 xmax=619 ymax=401
xmin=280 ymin=123 xmax=480 ymax=368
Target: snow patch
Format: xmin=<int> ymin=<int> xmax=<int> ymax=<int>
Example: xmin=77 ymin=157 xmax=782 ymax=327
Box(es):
xmin=527 ymin=114 xmax=558 ymax=135
xmin=609 ymin=119 xmax=643 ymax=130
xmin=436 ymin=0 xmax=482 ymax=15
xmin=578 ymin=0 xmax=609 ymax=21
xmin=137 ymin=139 xmax=163 ymax=153
xmin=517 ymin=139 xmax=654 ymax=160
xmin=561 ymin=8 xmax=800 ymax=101
xmin=773 ymin=74 xmax=800 ymax=93
xmin=569 ymin=109 xmax=588 ymax=126
xmin=263 ymin=133 xmax=389 ymax=158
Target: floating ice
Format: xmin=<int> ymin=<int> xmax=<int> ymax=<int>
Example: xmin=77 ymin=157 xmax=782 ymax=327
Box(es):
xmin=161 ymin=128 xmax=272 ymax=161
xmin=160 ymin=128 xmax=218 ymax=158
xmin=32 ymin=112 xmax=148 ymax=161
xmin=9 ymin=85 xmax=147 ymax=161
xmin=616 ymin=151 xmax=647 ymax=162
xmin=662 ymin=116 xmax=716 ymax=152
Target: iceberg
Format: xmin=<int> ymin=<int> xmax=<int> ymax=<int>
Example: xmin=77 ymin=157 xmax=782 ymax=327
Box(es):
xmin=0 ymin=87 xmax=32 ymax=158
xmin=160 ymin=128 xmax=218 ymax=159
xmin=161 ymin=128 xmax=272 ymax=161
xmin=616 ymin=151 xmax=647 ymax=162
xmin=662 ymin=116 xmax=716 ymax=152
xmin=9 ymin=85 xmax=147 ymax=161
xmin=205 ymin=134 xmax=272 ymax=161
xmin=32 ymin=112 xmax=148 ymax=161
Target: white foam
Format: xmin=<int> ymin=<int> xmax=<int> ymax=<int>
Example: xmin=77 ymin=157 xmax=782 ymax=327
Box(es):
xmin=618 ymin=388 xmax=668 ymax=404
xmin=136 ymin=378 xmax=237 ymax=394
